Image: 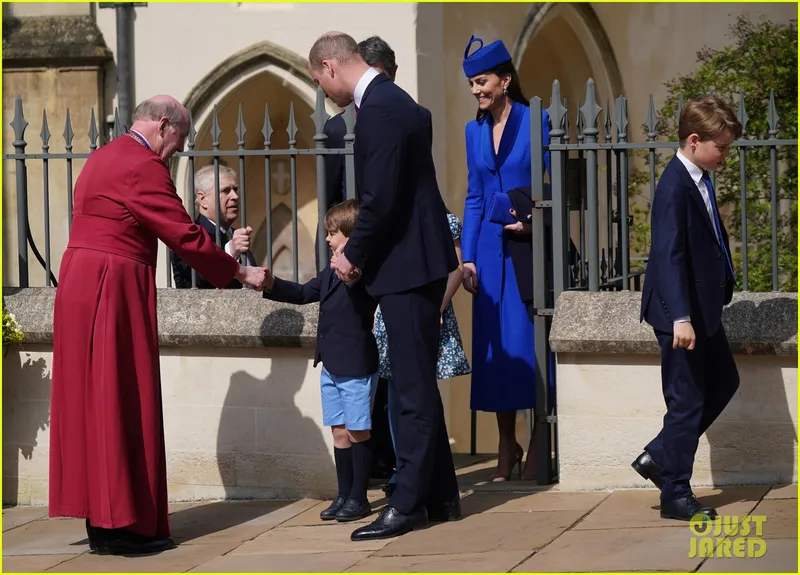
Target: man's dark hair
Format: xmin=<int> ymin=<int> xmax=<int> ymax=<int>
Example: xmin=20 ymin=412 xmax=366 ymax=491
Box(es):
xmin=358 ymin=36 xmax=398 ymax=81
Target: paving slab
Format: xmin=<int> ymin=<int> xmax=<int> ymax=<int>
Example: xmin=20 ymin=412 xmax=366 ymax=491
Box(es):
xmin=749 ymin=498 xmax=798 ymax=539
xmin=374 ymin=510 xmax=583 ymax=557
xmin=2 ymin=507 xmax=48 ymax=532
xmin=230 ymin=524 xmax=393 ymax=555
xmin=0 ymin=553 xmax=76 ymax=572
xmin=347 ymin=550 xmax=533 ymax=572
xmin=2 ymin=517 xmax=89 ymax=556
xmin=47 ymin=542 xmax=239 ymax=573
xmin=575 ymin=486 xmax=770 ymax=530
xmin=697 ymin=538 xmax=798 ymax=573
xmin=513 ymin=526 xmax=704 ymax=572
xmin=764 ymin=484 xmax=799 ymax=500
xmin=457 ymin=491 xmax=609 ymax=516
xmin=192 ymin=551 xmax=371 ymax=572
xmin=169 ymin=499 xmax=317 ymax=544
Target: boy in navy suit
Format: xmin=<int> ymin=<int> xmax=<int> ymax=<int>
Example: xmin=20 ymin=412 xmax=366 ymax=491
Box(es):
xmin=635 ymin=97 xmax=742 ymax=521
xmin=263 ymin=200 xmax=378 ymax=522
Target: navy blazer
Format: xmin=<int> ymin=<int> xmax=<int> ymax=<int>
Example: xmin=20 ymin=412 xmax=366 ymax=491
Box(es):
xmin=640 ymin=154 xmax=735 ymax=338
xmin=171 ymin=214 xmax=255 ymax=289
xmin=265 ymin=266 xmax=378 ymax=378
xmin=343 ymin=74 xmax=458 ymax=297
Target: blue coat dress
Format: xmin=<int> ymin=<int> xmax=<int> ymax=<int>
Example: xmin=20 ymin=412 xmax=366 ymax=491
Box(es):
xmin=462 ymin=102 xmax=550 ymax=412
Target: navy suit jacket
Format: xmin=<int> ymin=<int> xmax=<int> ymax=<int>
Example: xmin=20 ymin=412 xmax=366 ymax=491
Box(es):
xmin=171 ymin=214 xmax=255 ymax=289
xmin=640 ymin=154 xmax=735 ymax=338
xmin=343 ymin=74 xmax=457 ymax=296
xmin=265 ymin=266 xmax=378 ymax=378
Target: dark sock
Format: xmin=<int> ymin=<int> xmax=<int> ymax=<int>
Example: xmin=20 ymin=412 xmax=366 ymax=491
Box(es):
xmin=334 ymin=446 xmax=354 ymax=499
xmin=350 ymin=439 xmax=374 ymax=505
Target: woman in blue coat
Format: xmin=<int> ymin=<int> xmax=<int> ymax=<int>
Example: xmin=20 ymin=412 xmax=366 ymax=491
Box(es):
xmin=460 ymin=35 xmax=550 ymax=482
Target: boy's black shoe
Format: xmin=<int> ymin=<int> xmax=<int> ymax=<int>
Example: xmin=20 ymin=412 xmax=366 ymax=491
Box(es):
xmin=335 ymin=498 xmax=372 ymax=522
xmin=320 ymin=495 xmax=346 ymax=520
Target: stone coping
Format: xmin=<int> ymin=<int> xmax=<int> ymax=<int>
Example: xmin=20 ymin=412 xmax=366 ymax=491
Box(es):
xmin=5 ymin=288 xmax=796 ymax=354
xmin=2 ymin=287 xmax=318 ymax=348
xmin=2 ymin=15 xmax=113 ymax=68
xmin=549 ymin=291 xmax=797 ymax=356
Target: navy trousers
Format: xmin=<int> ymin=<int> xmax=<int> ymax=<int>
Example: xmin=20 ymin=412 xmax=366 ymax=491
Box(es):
xmin=645 ymin=325 xmax=740 ymax=500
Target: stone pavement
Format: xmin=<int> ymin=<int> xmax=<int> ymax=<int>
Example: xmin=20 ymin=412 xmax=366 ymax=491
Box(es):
xmin=3 ymin=457 xmax=797 ymax=573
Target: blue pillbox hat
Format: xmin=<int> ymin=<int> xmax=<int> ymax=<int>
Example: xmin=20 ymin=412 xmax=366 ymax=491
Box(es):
xmin=462 ymin=35 xmax=513 ymax=78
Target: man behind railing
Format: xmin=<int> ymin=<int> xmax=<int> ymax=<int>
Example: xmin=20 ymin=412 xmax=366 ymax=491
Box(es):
xmin=171 ymin=164 xmax=257 ymax=289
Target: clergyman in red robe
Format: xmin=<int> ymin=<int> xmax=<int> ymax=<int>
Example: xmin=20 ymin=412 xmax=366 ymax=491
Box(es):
xmin=48 ymin=95 xmax=267 ymax=555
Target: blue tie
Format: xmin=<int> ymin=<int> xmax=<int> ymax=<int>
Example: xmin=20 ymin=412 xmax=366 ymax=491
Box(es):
xmin=702 ymin=172 xmax=736 ymax=283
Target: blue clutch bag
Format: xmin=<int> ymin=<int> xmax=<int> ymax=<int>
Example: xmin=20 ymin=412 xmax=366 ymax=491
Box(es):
xmin=487 ymin=192 xmax=517 ymax=226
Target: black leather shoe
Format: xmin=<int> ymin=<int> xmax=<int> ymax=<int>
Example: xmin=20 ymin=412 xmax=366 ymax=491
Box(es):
xmin=320 ymin=495 xmax=346 ymax=521
xmin=351 ymin=505 xmax=428 ymax=540
xmin=631 ymin=451 xmax=664 ymax=489
xmin=93 ymin=529 xmax=176 ymax=556
xmin=427 ymin=498 xmax=462 ymax=522
xmin=335 ymin=498 xmax=372 ymax=522
xmin=381 ymin=482 xmax=396 ymax=498
xmin=660 ymin=494 xmax=718 ymax=521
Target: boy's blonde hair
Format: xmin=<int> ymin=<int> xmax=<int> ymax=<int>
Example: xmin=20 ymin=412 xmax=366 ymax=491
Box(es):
xmin=678 ymin=96 xmax=742 ymax=146
xmin=324 ymin=199 xmax=359 ymax=237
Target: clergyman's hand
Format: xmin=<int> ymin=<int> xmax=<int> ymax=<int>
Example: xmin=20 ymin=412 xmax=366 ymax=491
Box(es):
xmin=236 ymin=265 xmax=267 ymax=291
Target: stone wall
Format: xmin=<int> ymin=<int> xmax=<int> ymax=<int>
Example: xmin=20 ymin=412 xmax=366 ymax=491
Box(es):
xmin=3 ymin=287 xmax=797 ymax=504
xmin=3 ymin=288 xmax=330 ymax=506
xmin=549 ymin=291 xmax=798 ymax=490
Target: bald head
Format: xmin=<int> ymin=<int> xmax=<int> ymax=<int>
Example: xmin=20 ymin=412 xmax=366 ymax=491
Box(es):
xmin=132 ymin=95 xmax=188 ymax=128
xmin=308 ymin=32 xmax=360 ymax=71
xmin=130 ymin=94 xmax=190 ymax=161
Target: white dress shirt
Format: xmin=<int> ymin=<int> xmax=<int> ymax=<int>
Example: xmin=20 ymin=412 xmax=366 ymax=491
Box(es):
xmin=354 ymin=67 xmax=381 ymax=109
xmin=672 ymin=150 xmax=719 ymax=324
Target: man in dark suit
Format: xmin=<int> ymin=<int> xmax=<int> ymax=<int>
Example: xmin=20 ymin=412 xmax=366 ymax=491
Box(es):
xmin=172 ymin=164 xmax=257 ymax=288
xmin=636 ymin=96 xmax=742 ymax=521
xmin=308 ymin=31 xmax=460 ymax=540
xmin=317 ymin=36 xmax=398 ymax=273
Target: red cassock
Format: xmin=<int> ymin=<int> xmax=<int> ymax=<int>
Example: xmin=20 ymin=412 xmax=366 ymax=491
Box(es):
xmin=49 ymin=135 xmax=239 ymax=537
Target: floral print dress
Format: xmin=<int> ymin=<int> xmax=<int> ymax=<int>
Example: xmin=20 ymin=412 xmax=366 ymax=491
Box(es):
xmin=373 ymin=213 xmax=472 ymax=380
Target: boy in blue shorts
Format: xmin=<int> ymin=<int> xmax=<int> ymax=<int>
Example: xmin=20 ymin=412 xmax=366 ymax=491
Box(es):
xmin=263 ymin=199 xmax=378 ymax=522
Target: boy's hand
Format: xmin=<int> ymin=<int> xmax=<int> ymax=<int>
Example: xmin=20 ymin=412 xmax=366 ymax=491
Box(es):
xmin=673 ymin=321 xmax=696 ymax=350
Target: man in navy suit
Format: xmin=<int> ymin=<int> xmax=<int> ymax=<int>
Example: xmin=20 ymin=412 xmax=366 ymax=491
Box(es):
xmin=635 ymin=96 xmax=743 ymax=521
xmin=316 ymin=36 xmax=398 ymax=273
xmin=317 ymin=38 xmax=400 ymax=485
xmin=308 ymin=31 xmax=460 ymax=540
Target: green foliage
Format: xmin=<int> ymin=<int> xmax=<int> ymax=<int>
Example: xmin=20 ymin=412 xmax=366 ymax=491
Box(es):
xmin=629 ymin=16 xmax=797 ymax=292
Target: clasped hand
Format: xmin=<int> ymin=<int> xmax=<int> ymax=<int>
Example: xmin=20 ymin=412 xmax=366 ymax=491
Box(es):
xmin=504 ymin=208 xmax=531 ymax=234
xmin=331 ymin=245 xmax=361 ymax=282
xmin=236 ymin=264 xmax=273 ymax=291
